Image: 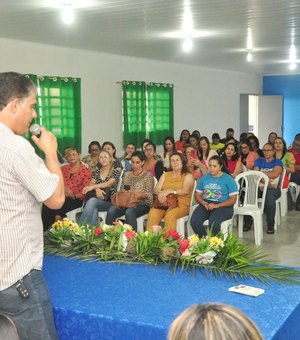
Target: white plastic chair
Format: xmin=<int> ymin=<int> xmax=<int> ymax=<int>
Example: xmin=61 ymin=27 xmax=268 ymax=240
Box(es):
xmin=66 ymin=206 xmax=83 ymax=222
xmin=176 ymin=181 xmax=197 ymax=238
xmin=233 ymin=170 xmax=269 ymax=246
xmin=275 ymin=168 xmax=286 ymax=229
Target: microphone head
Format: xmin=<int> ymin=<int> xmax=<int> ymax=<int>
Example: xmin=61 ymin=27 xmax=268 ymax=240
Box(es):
xmin=29 ymin=124 xmax=41 ymax=137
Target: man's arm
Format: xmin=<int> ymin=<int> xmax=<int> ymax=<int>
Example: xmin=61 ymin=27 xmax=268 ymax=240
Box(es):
xmin=32 ymin=127 xmax=65 ymax=209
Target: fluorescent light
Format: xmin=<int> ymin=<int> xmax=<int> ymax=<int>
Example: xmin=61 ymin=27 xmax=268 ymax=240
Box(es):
xmin=289 ymin=63 xmax=297 ymax=70
xmin=61 ymin=6 xmax=75 ymax=25
xmin=247 ymin=52 xmax=252 ymax=62
xmin=182 ymin=38 xmax=193 ymax=52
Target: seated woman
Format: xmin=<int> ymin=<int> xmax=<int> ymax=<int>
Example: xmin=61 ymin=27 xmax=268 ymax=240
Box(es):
xmin=189 ymin=132 xmax=200 ymax=150
xmin=254 ymin=143 xmax=282 ymax=234
xmin=175 ymin=129 xmax=190 ymax=153
xmin=79 ymin=150 xmax=121 ymax=225
xmin=274 ymin=137 xmax=295 ymax=188
xmin=239 ymin=139 xmax=259 ymax=170
xmin=268 ymin=131 xmax=278 ymax=145
xmin=162 ymin=136 xmax=177 ymax=171
xmin=147 ymin=152 xmax=195 ymax=231
xmin=81 ymin=141 xmax=101 ymax=174
xmin=198 ymin=136 xmax=218 ymax=165
xmin=102 ymin=141 xmax=122 ymax=170
xmin=118 ymin=142 xmax=136 ymax=171
xmin=42 ymin=147 xmax=92 ymax=229
xmin=184 ymin=145 xmax=207 ymax=179
xmin=190 ymin=155 xmax=238 ymax=237
xmin=143 ymin=141 xmax=164 ymax=180
xmin=248 ymin=135 xmax=264 ymax=157
xmin=106 ymin=151 xmax=154 ymax=231
xmin=221 ymin=142 xmax=242 ymax=177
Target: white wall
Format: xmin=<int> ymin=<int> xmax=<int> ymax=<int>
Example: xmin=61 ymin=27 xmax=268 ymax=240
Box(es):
xmin=0 ymin=38 xmax=261 ymax=155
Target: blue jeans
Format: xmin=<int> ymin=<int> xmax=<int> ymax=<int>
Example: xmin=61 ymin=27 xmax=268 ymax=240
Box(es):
xmin=0 ymin=270 xmax=58 ymax=340
xmin=106 ymin=204 xmax=150 ymax=231
xmin=265 ymin=188 xmax=281 ymax=227
xmin=190 ymin=204 xmax=233 ymax=237
xmin=79 ymin=197 xmax=112 ymax=225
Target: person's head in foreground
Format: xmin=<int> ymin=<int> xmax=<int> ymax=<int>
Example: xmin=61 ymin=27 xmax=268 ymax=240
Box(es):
xmin=168 ymin=303 xmax=262 ymax=340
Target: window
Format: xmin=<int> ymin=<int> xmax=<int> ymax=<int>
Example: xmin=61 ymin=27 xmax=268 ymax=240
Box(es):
xmin=27 ymin=74 xmax=81 ymax=154
xmin=122 ymin=80 xmax=173 ymax=147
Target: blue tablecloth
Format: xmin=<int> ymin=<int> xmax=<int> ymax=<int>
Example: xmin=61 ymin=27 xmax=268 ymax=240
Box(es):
xmin=43 ymin=255 xmax=300 ymax=340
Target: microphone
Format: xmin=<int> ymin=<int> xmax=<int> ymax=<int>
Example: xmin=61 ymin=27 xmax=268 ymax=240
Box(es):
xmin=29 ymin=124 xmax=66 ymax=164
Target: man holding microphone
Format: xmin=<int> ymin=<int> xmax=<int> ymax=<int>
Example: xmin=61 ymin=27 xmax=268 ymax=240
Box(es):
xmin=0 ymin=72 xmax=64 ymax=339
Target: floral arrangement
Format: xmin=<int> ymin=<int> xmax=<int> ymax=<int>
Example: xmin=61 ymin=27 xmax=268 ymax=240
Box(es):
xmin=44 ymin=219 xmax=300 ymax=285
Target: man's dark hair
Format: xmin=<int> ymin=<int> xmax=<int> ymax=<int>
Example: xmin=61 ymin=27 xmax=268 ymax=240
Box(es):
xmin=0 ymin=72 xmax=36 ymax=111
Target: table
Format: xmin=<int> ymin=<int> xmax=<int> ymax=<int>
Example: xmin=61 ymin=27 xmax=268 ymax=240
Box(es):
xmin=43 ymin=255 xmax=300 ymax=340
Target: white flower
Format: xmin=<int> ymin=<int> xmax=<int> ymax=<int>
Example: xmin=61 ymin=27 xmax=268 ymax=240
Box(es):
xmin=121 ymin=232 xmax=128 ymax=251
xmin=181 ymin=249 xmax=192 ymax=257
xmin=102 ymin=224 xmax=113 ymax=232
xmin=123 ymin=223 xmax=133 ymax=231
xmin=195 ymin=251 xmax=217 ymax=265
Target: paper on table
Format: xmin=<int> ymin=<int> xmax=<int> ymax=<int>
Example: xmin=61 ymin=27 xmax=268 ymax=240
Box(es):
xmin=228 ymin=285 xmax=265 ymax=297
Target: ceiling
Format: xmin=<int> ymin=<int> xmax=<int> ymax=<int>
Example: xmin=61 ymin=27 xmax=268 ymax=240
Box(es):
xmin=1 ymin=0 xmax=300 ymax=75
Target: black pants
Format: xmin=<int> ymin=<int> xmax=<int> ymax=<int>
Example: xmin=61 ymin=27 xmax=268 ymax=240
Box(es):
xmin=42 ymin=197 xmax=83 ymax=230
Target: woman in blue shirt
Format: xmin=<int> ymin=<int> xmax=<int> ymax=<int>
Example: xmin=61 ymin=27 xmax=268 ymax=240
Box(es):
xmin=190 ymin=155 xmax=238 ymax=237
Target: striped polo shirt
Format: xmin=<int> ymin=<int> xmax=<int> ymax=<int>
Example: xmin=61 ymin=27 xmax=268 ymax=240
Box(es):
xmin=0 ymin=123 xmax=59 ymax=290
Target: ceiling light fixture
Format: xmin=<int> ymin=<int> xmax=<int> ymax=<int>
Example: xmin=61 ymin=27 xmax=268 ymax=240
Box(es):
xmin=181 ymin=0 xmax=193 ymax=53
xmin=60 ymin=1 xmax=75 ymax=25
xmin=182 ymin=37 xmax=193 ymax=52
xmin=246 ymin=51 xmax=252 ymax=62
xmin=289 ymin=44 xmax=297 ymax=70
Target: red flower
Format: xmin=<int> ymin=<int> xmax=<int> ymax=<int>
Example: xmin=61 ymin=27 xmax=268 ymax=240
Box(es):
xmin=94 ymin=227 xmax=103 ymax=237
xmin=163 ymin=229 xmax=181 ymax=240
xmin=125 ymin=231 xmax=136 ymax=239
xmin=178 ymin=239 xmax=189 ymax=254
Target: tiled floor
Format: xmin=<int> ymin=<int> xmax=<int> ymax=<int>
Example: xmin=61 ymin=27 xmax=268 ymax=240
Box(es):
xmin=233 ymin=209 xmax=300 ymax=267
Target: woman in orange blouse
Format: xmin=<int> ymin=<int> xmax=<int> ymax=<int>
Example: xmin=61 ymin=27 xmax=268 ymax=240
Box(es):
xmin=42 ymin=147 xmax=91 ymax=229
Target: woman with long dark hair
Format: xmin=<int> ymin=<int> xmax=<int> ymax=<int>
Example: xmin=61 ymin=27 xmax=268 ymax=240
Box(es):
xmin=221 ymin=142 xmax=242 ymax=177
xmin=162 ymin=136 xmax=177 ymax=171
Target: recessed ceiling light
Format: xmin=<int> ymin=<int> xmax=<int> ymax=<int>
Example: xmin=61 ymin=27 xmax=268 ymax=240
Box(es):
xmin=61 ymin=6 xmax=75 ymax=25
xmin=289 ymin=63 xmax=297 ymax=70
xmin=247 ymin=52 xmax=252 ymax=62
xmin=182 ymin=38 xmax=193 ymax=52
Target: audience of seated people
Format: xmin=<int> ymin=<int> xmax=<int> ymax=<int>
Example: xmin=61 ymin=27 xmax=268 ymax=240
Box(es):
xmin=221 ymin=142 xmax=242 ymax=177
xmin=274 ymin=137 xmax=295 ymax=188
xmin=175 ymin=129 xmax=190 ymax=153
xmin=190 ymin=155 xmax=238 ymax=237
xmin=102 ymin=141 xmax=122 ymax=170
xmin=268 ymin=131 xmax=278 ymax=145
xmin=143 ymin=141 xmax=164 ymax=180
xmin=198 ymin=136 xmax=218 ymax=165
xmin=118 ymin=142 xmax=136 ymax=171
xmin=106 ymin=151 xmax=155 ymax=231
xmin=79 ymin=150 xmax=121 ymax=225
xmin=147 ymin=152 xmax=195 ymax=231
xmin=61 ymin=129 xmax=299 ymax=240
xmin=42 ymin=147 xmax=92 ymax=229
xmin=210 ymin=132 xmax=225 ymax=152
xmin=254 ymin=143 xmax=283 ymax=234
xmin=288 ymin=133 xmax=300 ymax=210
xmin=81 ymin=141 xmax=101 ymax=174
xmin=161 ymin=136 xmax=177 ymax=171
xmin=240 ymin=139 xmax=259 ymax=170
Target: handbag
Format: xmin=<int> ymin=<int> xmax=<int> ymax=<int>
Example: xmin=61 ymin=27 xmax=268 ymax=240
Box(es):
xmin=111 ymin=191 xmax=141 ymax=208
xmin=152 ymin=193 xmax=178 ymax=210
xmin=85 ymin=187 xmax=111 ymax=202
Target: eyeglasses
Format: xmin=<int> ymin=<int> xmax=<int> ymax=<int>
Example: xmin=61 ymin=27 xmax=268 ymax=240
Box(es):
xmin=262 ymin=149 xmax=273 ymax=152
